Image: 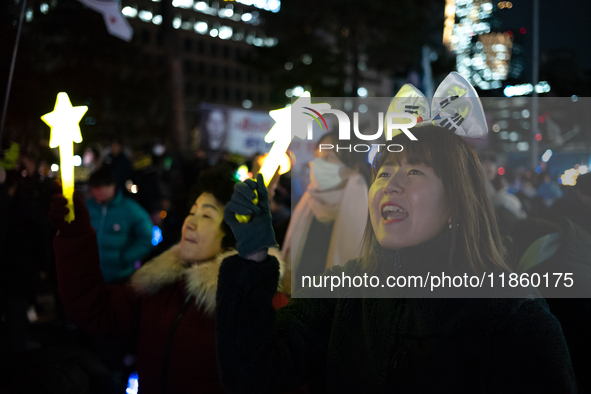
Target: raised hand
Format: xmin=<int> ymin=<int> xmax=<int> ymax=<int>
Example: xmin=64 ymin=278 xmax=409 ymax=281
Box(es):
xmin=224 ymin=173 xmax=278 ymax=259
xmin=48 ymin=190 xmax=92 ymax=238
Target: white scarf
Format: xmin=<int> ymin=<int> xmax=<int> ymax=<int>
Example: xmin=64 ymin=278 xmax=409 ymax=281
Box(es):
xmin=282 ymin=173 xmax=369 ymax=283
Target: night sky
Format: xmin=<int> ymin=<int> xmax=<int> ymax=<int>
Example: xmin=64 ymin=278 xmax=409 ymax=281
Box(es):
xmin=499 ymin=0 xmax=591 ymax=78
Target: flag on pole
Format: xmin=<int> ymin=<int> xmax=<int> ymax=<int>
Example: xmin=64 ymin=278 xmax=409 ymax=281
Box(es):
xmin=77 ymin=0 xmax=133 ymax=42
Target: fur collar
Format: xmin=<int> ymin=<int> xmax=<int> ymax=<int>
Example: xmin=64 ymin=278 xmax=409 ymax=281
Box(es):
xmin=131 ymin=245 xmax=285 ymax=315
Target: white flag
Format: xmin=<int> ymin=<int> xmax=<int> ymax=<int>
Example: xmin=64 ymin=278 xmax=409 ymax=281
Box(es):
xmin=77 ymin=0 xmax=133 ymax=42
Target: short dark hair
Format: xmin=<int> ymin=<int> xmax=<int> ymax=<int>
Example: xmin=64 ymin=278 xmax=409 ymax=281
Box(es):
xmin=189 ymin=165 xmax=237 ymax=250
xmin=88 ymin=165 xmax=115 ymax=188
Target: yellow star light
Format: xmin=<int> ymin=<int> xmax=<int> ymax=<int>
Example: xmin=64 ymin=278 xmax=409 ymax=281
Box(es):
xmin=41 ymin=92 xmax=87 ymax=223
xmin=42 ymin=92 xmax=87 ymax=148
xmin=236 ymin=92 xmax=310 ymax=223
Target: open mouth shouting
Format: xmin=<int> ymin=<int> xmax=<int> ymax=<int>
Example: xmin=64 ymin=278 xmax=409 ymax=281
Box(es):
xmin=380 ymin=202 xmax=408 ymax=224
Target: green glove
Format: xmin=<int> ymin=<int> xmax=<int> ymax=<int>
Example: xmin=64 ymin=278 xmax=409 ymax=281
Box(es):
xmin=224 ymin=173 xmax=278 ymax=258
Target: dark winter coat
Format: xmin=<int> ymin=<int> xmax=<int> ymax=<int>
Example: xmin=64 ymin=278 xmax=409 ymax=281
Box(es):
xmin=510 ymin=213 xmax=591 ymax=393
xmin=215 ymin=231 xmax=576 ymax=393
xmin=550 ymin=193 xmax=591 ymax=235
xmin=54 ymin=231 xmax=288 ymax=394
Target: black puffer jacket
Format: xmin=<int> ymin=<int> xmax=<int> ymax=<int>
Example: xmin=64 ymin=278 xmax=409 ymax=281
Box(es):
xmin=216 ymin=231 xmax=575 ymax=393
xmin=510 ymin=213 xmax=591 ymax=393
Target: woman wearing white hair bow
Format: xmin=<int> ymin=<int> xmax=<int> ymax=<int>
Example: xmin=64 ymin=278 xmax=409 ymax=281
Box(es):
xmin=216 ymin=73 xmax=575 ymax=393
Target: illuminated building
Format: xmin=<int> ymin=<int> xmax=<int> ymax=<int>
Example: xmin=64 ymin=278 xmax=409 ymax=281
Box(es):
xmin=21 ymin=0 xmax=280 ymax=133
xmin=119 ymin=0 xmax=279 ymax=111
xmin=444 ymin=0 xmax=524 ymax=91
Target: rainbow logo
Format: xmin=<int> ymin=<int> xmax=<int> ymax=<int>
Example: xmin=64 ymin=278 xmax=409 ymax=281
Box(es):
xmin=302 ymin=107 xmax=328 ymax=131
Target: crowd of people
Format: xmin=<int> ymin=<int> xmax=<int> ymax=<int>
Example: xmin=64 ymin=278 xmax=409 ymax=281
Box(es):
xmin=1 ymin=106 xmax=591 ymax=392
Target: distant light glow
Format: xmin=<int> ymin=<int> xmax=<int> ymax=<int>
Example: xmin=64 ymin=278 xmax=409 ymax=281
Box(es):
xmin=195 ymin=22 xmax=208 ymax=34
xmin=538 ymin=116 xmax=544 ymax=123
xmin=509 ymin=131 xmax=520 ymax=141
xmin=131 ymin=184 xmax=138 ymax=194
xmin=219 ymin=26 xmax=233 ymax=40
xmin=503 ymin=82 xmax=550 ymax=97
xmin=265 ymin=37 xmax=278 ymax=47
xmin=209 ymin=29 xmax=219 ymax=37
xmin=535 ymin=133 xmax=542 ymax=141
xmin=492 ymin=124 xmax=500 ymax=132
xmin=138 ymin=10 xmax=153 ymax=21
xmin=357 ymin=87 xmax=368 ymax=98
xmin=292 ymin=86 xmax=304 ymax=96
xmin=521 ymin=109 xmax=530 ymax=118
xmin=51 ymin=164 xmax=59 ymax=172
xmin=152 ymin=15 xmax=162 ymax=25
xmin=519 ymin=27 xmax=526 ymax=34
xmin=284 ymin=62 xmax=293 ymax=70
xmin=535 ymin=81 xmax=551 ymax=93
xmin=151 ymin=226 xmax=162 ymax=246
xmin=159 ymin=210 xmax=167 ymax=219
xmin=535 ymin=166 xmax=542 ymax=174
xmin=561 ymin=168 xmax=578 ymax=186
xmin=241 ymin=13 xmax=252 ymax=22
xmin=285 ymin=89 xmax=293 ymax=98
xmin=498 ymin=167 xmax=505 ymax=176
xmin=73 ymin=155 xmax=82 ymax=167
xmin=302 ymin=54 xmax=312 ymax=65
xmin=122 ymin=6 xmax=138 ymax=17
xmin=242 ymin=99 xmax=253 ymax=109
xmin=236 ymin=165 xmax=251 ymax=182
xmin=195 ymin=1 xmax=207 ymax=11
xmin=442 ymin=0 xmax=455 ymax=48
xmin=358 ymin=104 xmax=368 ymax=113
xmin=541 ymin=149 xmax=553 ymax=162
xmin=234 ymin=0 xmax=281 ymax=13
xmin=40 ymin=3 xmax=49 ymax=14
xmin=172 ymin=17 xmax=181 ymax=29
xmin=571 ymin=95 xmax=578 ymax=102
xmin=172 ymin=0 xmax=193 ymax=8
xmin=126 ymin=371 xmax=139 ymax=394
xmin=579 ymin=165 xmax=588 ymax=174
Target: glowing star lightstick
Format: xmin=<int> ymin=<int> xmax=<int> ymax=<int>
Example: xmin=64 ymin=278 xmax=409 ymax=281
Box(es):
xmin=41 ymin=93 xmax=87 ymax=223
xmin=236 ymin=91 xmax=321 ymax=223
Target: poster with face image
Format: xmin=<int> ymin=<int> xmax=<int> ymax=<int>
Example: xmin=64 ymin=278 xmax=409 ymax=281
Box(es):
xmin=200 ymin=104 xmax=230 ymax=165
xmin=199 ymin=103 xmax=273 ymax=164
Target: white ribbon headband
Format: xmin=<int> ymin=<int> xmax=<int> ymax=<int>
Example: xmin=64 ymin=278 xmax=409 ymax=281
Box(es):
xmin=387 ymin=71 xmax=488 ymax=139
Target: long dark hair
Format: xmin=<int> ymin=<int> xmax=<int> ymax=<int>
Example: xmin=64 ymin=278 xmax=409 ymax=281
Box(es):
xmin=362 ymin=126 xmax=508 ymax=275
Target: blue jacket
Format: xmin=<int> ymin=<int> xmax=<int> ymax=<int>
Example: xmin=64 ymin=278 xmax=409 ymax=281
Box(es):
xmin=87 ymin=192 xmax=153 ymax=283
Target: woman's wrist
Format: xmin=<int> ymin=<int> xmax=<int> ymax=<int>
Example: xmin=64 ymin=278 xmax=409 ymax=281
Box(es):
xmin=245 ymin=249 xmax=268 ymax=262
